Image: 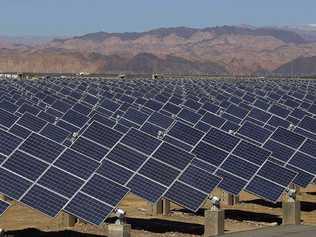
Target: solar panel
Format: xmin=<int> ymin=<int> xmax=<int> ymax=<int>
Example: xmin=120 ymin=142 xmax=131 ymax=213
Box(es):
xmin=62 ymin=109 xmax=89 ymax=128
xmin=127 ymin=174 xmax=166 ymax=203
xmin=237 ymin=122 xmax=272 ymax=143
xmin=37 ymin=167 xmax=84 ymax=198
xmin=215 ymin=169 xmax=248 ymax=195
xmin=2 ymin=150 xmax=48 ymax=181
xmin=64 ymin=192 xmax=113 ymax=225
xmin=168 ymin=122 xmax=204 ymax=146
xmin=71 ymin=137 xmax=108 ymax=162
xmin=39 ymin=123 xmax=70 ymax=143
xmin=9 ymin=124 xmax=32 ymax=139
xmin=193 ymin=141 xmax=228 ymax=167
xmin=81 ymin=174 xmax=129 ymax=206
xmin=263 ymin=140 xmax=295 ymax=163
xmin=203 ymin=128 xmax=239 ymax=152
xmin=123 ymin=108 xmax=148 ymax=125
xmin=0 ymin=167 xmax=32 ymax=200
xmin=0 ymin=108 xmax=18 ymax=128
xmin=148 ymin=112 xmax=174 ymax=129
xmin=139 ymin=158 xmax=180 ymax=186
xmin=82 ymin=122 xmax=123 ymax=149
xmin=178 ymin=108 xmax=202 ymax=124
xmin=270 ymin=127 xmax=306 ymax=149
xmin=0 ymin=129 xmax=23 ymax=156
xmin=298 ymin=116 xmax=316 ymax=134
xmin=233 ymin=141 xmax=271 ymax=166
xmin=21 ymin=185 xmax=68 ymax=217
xmin=288 ymin=152 xmax=316 ymax=175
xmin=201 ymin=112 xmax=225 ymax=128
xmin=19 ymin=133 xmax=65 ymax=163
xmin=121 ymin=128 xmax=161 ymax=155
xmin=245 ymin=176 xmax=285 ymax=203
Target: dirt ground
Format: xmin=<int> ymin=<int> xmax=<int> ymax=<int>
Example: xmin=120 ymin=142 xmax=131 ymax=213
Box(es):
xmin=1 ymin=185 xmax=316 ymax=237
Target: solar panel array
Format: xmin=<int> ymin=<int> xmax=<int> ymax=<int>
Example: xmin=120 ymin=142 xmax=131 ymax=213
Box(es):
xmin=0 ymin=76 xmax=315 ymax=224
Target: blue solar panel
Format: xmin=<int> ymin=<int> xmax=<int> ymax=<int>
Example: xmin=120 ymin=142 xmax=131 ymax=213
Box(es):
xmin=191 ymin=158 xmax=218 ymax=174
xmin=164 ymin=181 xmax=207 ymax=212
xmin=127 ymin=174 xmax=166 ymax=203
xmin=162 ymin=102 xmax=181 ymax=114
xmin=0 ymin=100 xmax=18 ymax=113
xmin=285 ymin=164 xmax=314 ymax=187
xmin=52 ymin=100 xmax=72 ymax=113
xmin=100 ymin=99 xmax=120 ymax=112
xmin=193 ymin=141 xmax=228 ymax=167
xmin=21 ymin=185 xmax=68 ymax=217
xmin=123 ymin=108 xmax=148 ymax=125
xmin=233 ymin=141 xmax=270 ymax=166
xmin=178 ymin=108 xmax=202 ymax=124
xmin=289 ymin=152 xmax=316 ymax=175
xmin=83 ymin=122 xmax=123 ymax=149
xmin=18 ymin=103 xmax=40 ymax=115
xmin=73 ymin=103 xmax=92 ymax=116
xmin=221 ymin=155 xmax=259 ymax=180
xmin=153 ymin=142 xmax=194 ymax=170
xmin=168 ymin=122 xmax=204 ymax=146
xmin=238 ymin=122 xmax=272 ymax=143
xmin=121 ymin=128 xmax=161 ymax=155
xmin=38 ymin=167 xmax=84 ymax=198
xmin=19 ymin=133 xmax=65 ymax=163
xmin=245 ymin=176 xmax=285 ymax=203
xmin=300 ymin=139 xmax=316 ymax=158
xmin=298 ymin=116 xmax=316 ymax=134
xmin=148 ymin=112 xmax=174 ymax=129
xmin=81 ymin=174 xmax=129 ymax=206
xmin=144 ymin=99 xmax=163 ymax=111
xmin=271 ymin=127 xmax=305 ymax=149
xmin=0 ymin=129 xmax=23 ymax=156
xmin=40 ymin=123 xmax=70 ymax=143
xmin=263 ymin=140 xmax=295 ymax=162
xmin=97 ymin=160 xmax=133 ymax=185
xmin=139 ymin=158 xmax=180 ymax=186
xmin=258 ymin=161 xmax=297 ymax=187
xmin=56 ymin=120 xmax=79 ymax=133
xmin=226 ymin=104 xmax=248 ymax=119
xmin=215 ymin=169 xmax=248 ymax=195
xmin=267 ymin=116 xmax=290 ymax=129
xmin=106 ymin=144 xmax=147 ymax=171
xmin=0 ymin=108 xmax=18 ymax=128
xmin=9 ymin=124 xmax=31 ymax=139
xmin=201 ymin=112 xmax=225 ymax=128
xmin=179 ymin=165 xmax=221 ymax=193
xmin=3 ymin=150 xmax=48 ymax=181
xmin=268 ymin=104 xmax=290 ymax=118
xmin=17 ymin=112 xmax=47 ymax=132
xmin=0 ymin=167 xmax=32 ymax=199
xmin=71 ymin=137 xmax=108 ymax=162
xmin=65 ymin=192 xmax=113 ymax=225
xmin=62 ymin=109 xmax=89 ymax=128
xmin=203 ymin=127 xmax=240 ymax=152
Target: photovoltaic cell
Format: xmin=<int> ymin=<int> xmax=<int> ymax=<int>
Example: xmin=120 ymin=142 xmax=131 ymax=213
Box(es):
xmin=0 ymin=129 xmax=23 ymax=156
xmin=300 ymin=139 xmax=316 ymax=158
xmin=263 ymin=140 xmax=295 ymax=162
xmin=81 ymin=174 xmax=129 ymax=206
xmin=298 ymin=116 xmax=316 ymax=134
xmin=193 ymin=142 xmax=228 ymax=167
xmin=127 ymin=174 xmax=166 ymax=203
xmin=139 ymin=158 xmax=180 ymax=186
xmin=164 ymin=181 xmax=207 ymax=212
xmin=83 ymin=122 xmax=123 ymax=149
xmin=62 ymin=109 xmax=89 ymax=128
xmin=168 ymin=122 xmax=204 ymax=146
xmin=237 ymin=122 xmax=272 ymax=143
xmin=40 ymin=123 xmax=70 ymax=143
xmin=121 ymin=128 xmax=161 ymax=155
xmin=245 ymin=176 xmax=285 ymax=203
xmin=0 ymin=108 xmax=18 ymax=128
xmin=38 ymin=167 xmax=84 ymax=198
xmin=215 ymin=169 xmax=248 ymax=195
xmin=3 ymin=150 xmax=48 ymax=181
xmin=17 ymin=113 xmax=47 ymax=133
xmin=19 ymin=133 xmax=65 ymax=163
xmin=289 ymin=152 xmax=316 ymax=175
xmin=270 ymin=127 xmax=305 ymax=149
xmin=21 ymin=185 xmax=68 ymax=217
xmin=97 ymin=160 xmax=133 ymax=185
xmin=148 ymin=112 xmax=174 ymax=129
xmin=203 ymin=128 xmax=240 ymax=152
xmin=64 ymin=192 xmax=113 ymax=225
xmin=71 ymin=137 xmax=108 ymax=162
xmin=0 ymin=167 xmax=32 ymax=199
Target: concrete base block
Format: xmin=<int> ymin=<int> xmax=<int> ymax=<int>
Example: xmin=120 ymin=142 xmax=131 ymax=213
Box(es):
xmin=204 ymin=209 xmax=225 ymax=237
xmin=282 ymin=200 xmax=301 ymax=225
xmin=151 ymin=200 xmax=163 ymax=216
xmin=57 ymin=212 xmax=77 ymax=227
xmin=108 ymin=224 xmax=131 ymax=237
xmin=163 ymin=199 xmax=170 ymax=216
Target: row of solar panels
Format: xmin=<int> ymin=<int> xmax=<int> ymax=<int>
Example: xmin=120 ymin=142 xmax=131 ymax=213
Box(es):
xmin=0 ymin=78 xmax=314 ymax=226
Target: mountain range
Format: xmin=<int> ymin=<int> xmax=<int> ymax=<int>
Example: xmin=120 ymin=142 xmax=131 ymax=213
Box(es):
xmin=1 ymin=25 xmax=316 ymax=75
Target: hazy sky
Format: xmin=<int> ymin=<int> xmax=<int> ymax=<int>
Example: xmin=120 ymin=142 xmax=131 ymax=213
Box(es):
xmin=1 ymin=0 xmax=316 ymax=36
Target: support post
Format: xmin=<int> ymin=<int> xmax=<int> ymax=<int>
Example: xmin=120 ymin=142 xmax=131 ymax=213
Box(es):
xmin=151 ymin=200 xmax=163 ymax=216
xmin=204 ymin=208 xmax=225 ymax=236
xmin=108 ymin=224 xmax=131 ymax=237
xmin=282 ymin=188 xmax=301 ymax=225
xmin=282 ymin=200 xmax=301 ymax=225
xmin=57 ymin=212 xmax=77 ymax=227
xmin=163 ymin=199 xmax=170 ymax=216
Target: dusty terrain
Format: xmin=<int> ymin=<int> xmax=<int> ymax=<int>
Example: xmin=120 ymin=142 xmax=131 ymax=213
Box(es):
xmin=1 ymin=185 xmax=316 ymax=237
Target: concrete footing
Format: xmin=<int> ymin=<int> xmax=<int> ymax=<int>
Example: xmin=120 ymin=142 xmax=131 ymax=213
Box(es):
xmin=282 ymin=200 xmax=301 ymax=225
xmin=108 ymin=224 xmax=131 ymax=237
xmin=204 ymin=209 xmax=225 ymax=237
xmin=57 ymin=212 xmax=77 ymax=227
xmin=163 ymin=199 xmax=170 ymax=216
